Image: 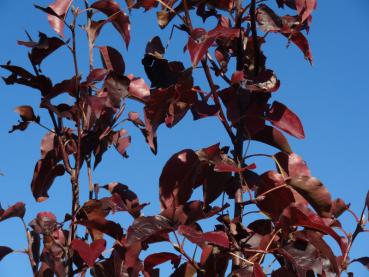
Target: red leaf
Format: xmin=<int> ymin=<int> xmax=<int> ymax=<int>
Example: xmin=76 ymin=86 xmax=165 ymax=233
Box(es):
xmin=0 ymin=246 xmax=13 ymax=261
xmin=296 ymin=0 xmax=317 ymax=22
xmin=187 ymin=25 xmax=239 ymax=67
xmin=203 ymin=231 xmax=229 ymax=248
xmin=127 ymin=75 xmax=150 ymax=102
xmin=0 ymin=202 xmax=26 ymax=222
xmin=128 ymin=112 xmax=145 ymax=127
xmin=91 ymin=0 xmax=131 ymax=48
xmin=252 ymin=126 xmax=292 ymax=153
xmin=287 ymin=176 xmax=332 ymax=217
xmin=253 ymin=263 xmax=266 ymax=277
xmin=77 ymin=218 xmax=123 ymax=240
xmin=99 ymin=46 xmax=125 ymax=74
xmin=280 ymin=204 xmax=347 ymax=254
xmin=159 ymin=149 xmax=200 ymax=209
xmin=111 ymin=129 xmax=131 ymax=157
xmin=266 ymin=101 xmax=305 ymax=139
xmin=178 ymin=225 xmax=229 ymax=248
xmin=84 ymin=68 xmax=109 ymax=86
xmin=31 ymin=159 xmax=65 ymax=202
xmin=273 ymin=152 xmax=311 ymax=178
xmin=214 ymin=163 xmax=256 ymax=173
xmin=48 ymin=0 xmax=72 ymax=37
xmin=284 ymin=31 xmax=313 ymax=64
xmin=351 ymin=257 xmax=369 ymax=270
xmin=71 ymin=239 xmax=106 ymax=267
xmin=144 ymin=252 xmax=181 ymax=271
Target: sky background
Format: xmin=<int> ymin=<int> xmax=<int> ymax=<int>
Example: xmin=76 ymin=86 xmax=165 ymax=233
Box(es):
xmin=0 ymin=0 xmax=368 ymax=276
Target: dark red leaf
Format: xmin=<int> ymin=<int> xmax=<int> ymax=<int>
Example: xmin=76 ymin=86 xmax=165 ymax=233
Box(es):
xmin=110 ymin=129 xmax=131 ymax=157
xmin=280 ymin=204 xmax=347 ymax=254
xmin=214 ymin=163 xmax=256 ymax=173
xmin=0 ymin=246 xmax=13 ymax=261
xmin=266 ymin=101 xmax=305 ymax=139
xmin=287 ymin=176 xmax=332 ymax=217
xmin=31 ymin=159 xmax=65 ymax=202
xmin=190 ymin=99 xmax=219 ymax=120
xmin=273 ymin=152 xmax=311 ymax=178
xmin=9 ymin=121 xmax=30 ymax=133
xmin=159 ymin=149 xmax=200 ymax=209
xmin=284 ymin=31 xmax=313 ymax=64
xmin=104 ymin=182 xmax=146 ymax=218
xmin=256 ymin=171 xmax=295 ymax=220
xmin=144 ymin=252 xmax=180 ymax=271
xmin=256 ymin=4 xmax=313 ymax=63
xmin=187 ymin=25 xmax=239 ymax=67
xmin=351 ymin=257 xmax=369 ymax=270
xmin=160 ymin=201 xmax=228 ymax=226
xmin=1 ymin=64 xmax=53 ymax=96
xmin=91 ymin=0 xmax=131 ymax=48
xmin=252 ymin=126 xmax=292 ymax=154
xmin=0 ymin=202 xmax=26 ymax=222
xmin=47 ymin=0 xmax=72 ymax=37
xmin=253 ymin=263 xmax=265 ymax=277
xmin=77 ymin=218 xmax=123 ymax=240
xmin=71 ymin=239 xmax=106 ymax=267
xmin=126 ymin=215 xmax=172 ymax=246
xmin=25 ymin=33 xmax=65 ymax=66
xmin=99 ymin=46 xmax=125 ymax=74
xmin=170 ymin=262 xmax=196 ymax=277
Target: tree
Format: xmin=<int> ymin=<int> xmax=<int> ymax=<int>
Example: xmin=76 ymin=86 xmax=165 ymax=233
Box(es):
xmin=0 ymin=0 xmax=368 ymax=276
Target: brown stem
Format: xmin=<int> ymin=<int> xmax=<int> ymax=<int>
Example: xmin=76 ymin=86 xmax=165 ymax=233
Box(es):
xmin=172 ymin=232 xmax=201 ymax=272
xmin=250 ymin=0 xmax=260 ymax=77
xmin=341 ymin=201 xmax=367 ymax=271
xmin=21 ymin=219 xmax=37 ymax=275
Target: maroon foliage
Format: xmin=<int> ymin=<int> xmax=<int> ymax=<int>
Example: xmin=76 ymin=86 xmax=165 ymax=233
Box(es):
xmin=0 ymin=0 xmax=366 ymax=276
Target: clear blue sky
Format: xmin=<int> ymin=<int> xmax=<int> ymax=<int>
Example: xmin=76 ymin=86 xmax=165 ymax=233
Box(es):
xmin=0 ymin=0 xmax=368 ymax=276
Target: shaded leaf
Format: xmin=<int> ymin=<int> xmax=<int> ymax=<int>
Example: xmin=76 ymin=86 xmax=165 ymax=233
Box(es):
xmin=0 ymin=202 xmax=26 ymax=222
xmin=71 ymin=239 xmax=106 ymax=267
xmin=287 ymin=176 xmax=332 ymax=217
xmin=0 ymin=246 xmax=13 ymax=261
xmin=170 ymin=262 xmax=196 ymax=277
xmin=280 ymin=204 xmax=347 ymax=254
xmin=351 ymin=257 xmax=369 ymax=270
xmin=99 ymin=46 xmax=125 ymax=74
xmin=159 ymin=149 xmax=200 ymax=209
xmin=31 ymin=159 xmax=65 ymax=202
xmin=178 ymin=225 xmax=229 ymax=248
xmin=187 ymin=25 xmax=239 ymax=67
xmin=77 ymin=218 xmax=123 ymax=241
xmin=23 ymin=33 xmax=65 ymax=66
xmin=104 ymin=182 xmax=147 ymax=218
xmin=144 ymin=252 xmax=181 ymax=271
xmin=252 ymin=126 xmax=292 ymax=154
xmin=126 ymin=215 xmax=172 ymax=246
